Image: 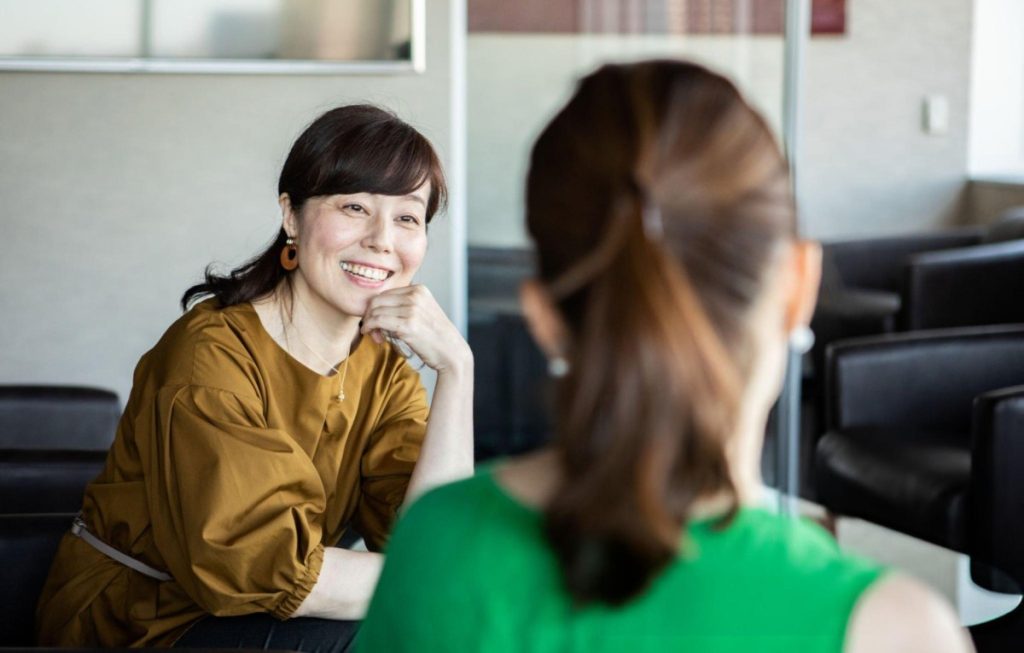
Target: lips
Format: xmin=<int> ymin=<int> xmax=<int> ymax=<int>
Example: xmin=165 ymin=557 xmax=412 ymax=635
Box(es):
xmin=340 ymin=261 xmax=394 ymax=282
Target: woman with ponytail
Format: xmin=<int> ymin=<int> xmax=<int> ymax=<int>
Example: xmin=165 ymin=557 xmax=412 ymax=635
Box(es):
xmin=360 ymin=62 xmax=971 ymax=652
xmin=37 ymin=105 xmax=474 ymax=650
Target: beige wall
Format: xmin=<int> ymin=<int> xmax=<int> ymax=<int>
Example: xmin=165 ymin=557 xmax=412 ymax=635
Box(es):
xmin=967 ymin=179 xmax=1024 ymax=224
xmin=0 ymin=0 xmax=462 ymax=405
xmin=466 ymin=0 xmax=974 ymax=246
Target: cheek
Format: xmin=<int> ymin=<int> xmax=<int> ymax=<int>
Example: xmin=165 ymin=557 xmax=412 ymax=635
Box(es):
xmin=304 ymin=222 xmax=356 ymax=254
xmin=397 ymin=236 xmax=428 ymax=277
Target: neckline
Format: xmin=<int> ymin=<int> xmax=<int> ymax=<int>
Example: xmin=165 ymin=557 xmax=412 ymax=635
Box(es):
xmin=237 ymin=300 xmax=370 ymax=382
xmin=480 ymin=463 xmax=749 ymax=531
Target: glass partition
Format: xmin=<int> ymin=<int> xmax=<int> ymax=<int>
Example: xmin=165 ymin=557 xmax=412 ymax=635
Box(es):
xmin=467 ymin=0 xmax=795 ymax=250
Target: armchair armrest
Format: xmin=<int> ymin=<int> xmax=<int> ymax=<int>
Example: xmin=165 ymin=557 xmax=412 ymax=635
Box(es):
xmin=970 ymin=384 xmax=1024 ymax=584
xmin=825 ymin=325 xmax=1024 ymax=432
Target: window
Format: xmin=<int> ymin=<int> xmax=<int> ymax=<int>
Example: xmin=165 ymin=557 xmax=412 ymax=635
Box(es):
xmin=0 ymin=0 xmax=423 ymax=74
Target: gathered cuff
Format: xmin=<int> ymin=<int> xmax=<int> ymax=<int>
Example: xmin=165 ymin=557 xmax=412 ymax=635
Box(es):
xmin=271 ymin=544 xmax=325 ymax=620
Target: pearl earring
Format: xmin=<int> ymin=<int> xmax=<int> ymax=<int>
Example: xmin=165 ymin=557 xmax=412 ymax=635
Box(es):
xmin=548 ymin=356 xmax=570 ymax=378
xmin=789 ymin=326 xmax=815 ymax=354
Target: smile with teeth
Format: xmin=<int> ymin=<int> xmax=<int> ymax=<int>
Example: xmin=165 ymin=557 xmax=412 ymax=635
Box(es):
xmin=340 ymin=261 xmax=392 ymax=282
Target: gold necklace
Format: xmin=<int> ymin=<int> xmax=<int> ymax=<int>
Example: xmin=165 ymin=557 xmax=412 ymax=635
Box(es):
xmin=279 ymin=298 xmax=352 ymax=401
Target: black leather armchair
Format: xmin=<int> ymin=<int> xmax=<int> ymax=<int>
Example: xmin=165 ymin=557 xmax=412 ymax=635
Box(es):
xmin=805 ymin=229 xmax=987 ymax=458
xmin=0 ymin=386 xmax=119 ymax=514
xmin=812 ymin=326 xmax=1024 ymax=649
xmin=0 ymin=513 xmax=75 ymax=645
xmin=815 ymin=325 xmax=1024 ymax=549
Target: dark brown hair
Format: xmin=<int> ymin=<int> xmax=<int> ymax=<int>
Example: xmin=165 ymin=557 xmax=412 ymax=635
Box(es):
xmin=181 ymin=104 xmax=447 ymax=310
xmin=527 ymin=61 xmax=795 ymax=605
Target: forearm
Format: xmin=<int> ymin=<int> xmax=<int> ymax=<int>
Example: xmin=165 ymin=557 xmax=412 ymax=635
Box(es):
xmin=291 ymin=547 xmax=384 ymax=620
xmin=405 ymin=357 xmax=475 ymax=505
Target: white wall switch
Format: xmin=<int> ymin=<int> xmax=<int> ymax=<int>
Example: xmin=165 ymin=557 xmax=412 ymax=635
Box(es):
xmin=923 ymin=94 xmax=950 ymax=136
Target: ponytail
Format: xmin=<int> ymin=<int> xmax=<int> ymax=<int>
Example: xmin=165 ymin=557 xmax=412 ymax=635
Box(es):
xmin=543 ymin=199 xmax=742 ymax=606
xmin=527 ymin=60 xmax=795 ymax=607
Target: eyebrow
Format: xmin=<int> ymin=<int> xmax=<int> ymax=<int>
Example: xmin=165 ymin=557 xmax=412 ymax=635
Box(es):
xmin=403 ymin=194 xmax=427 ymax=207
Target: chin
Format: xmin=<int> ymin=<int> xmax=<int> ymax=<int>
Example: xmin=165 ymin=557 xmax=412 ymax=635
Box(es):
xmin=334 ymin=297 xmax=372 ymax=319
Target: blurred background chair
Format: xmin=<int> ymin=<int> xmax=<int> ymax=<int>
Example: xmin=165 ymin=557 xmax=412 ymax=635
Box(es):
xmin=810 ymin=326 xmax=1024 ymax=650
xmin=903 ymin=239 xmax=1024 ymax=330
xmin=468 ymin=247 xmax=550 ymax=461
xmin=0 ymin=512 xmax=77 ymax=645
xmin=802 ymin=212 xmax=1024 ymax=499
xmin=811 ymin=227 xmax=984 ymax=359
xmin=812 ymin=211 xmax=1024 ymax=368
xmin=0 ymin=385 xmax=119 ymax=515
xmin=0 ymin=385 xmax=120 ymax=645
xmin=969 ymin=384 xmax=1024 ymax=651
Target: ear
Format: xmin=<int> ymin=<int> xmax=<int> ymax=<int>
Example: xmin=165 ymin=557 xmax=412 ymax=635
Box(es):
xmin=783 ymin=240 xmax=823 ymax=333
xmin=279 ymin=193 xmax=298 ymax=239
xmin=519 ymin=279 xmax=570 ymax=360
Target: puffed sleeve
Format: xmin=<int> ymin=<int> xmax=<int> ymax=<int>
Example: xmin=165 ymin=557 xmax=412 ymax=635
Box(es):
xmin=143 ymin=384 xmax=325 ymax=619
xmin=352 ymin=359 xmax=429 ymax=551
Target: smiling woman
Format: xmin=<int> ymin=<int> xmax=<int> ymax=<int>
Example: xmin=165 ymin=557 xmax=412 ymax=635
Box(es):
xmin=34 ymin=106 xmax=474 ymax=651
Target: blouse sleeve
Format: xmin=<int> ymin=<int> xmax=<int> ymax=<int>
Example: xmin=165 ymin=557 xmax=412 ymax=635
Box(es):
xmin=352 ymin=359 xmax=429 ymax=551
xmin=143 ymin=383 xmax=325 ymax=619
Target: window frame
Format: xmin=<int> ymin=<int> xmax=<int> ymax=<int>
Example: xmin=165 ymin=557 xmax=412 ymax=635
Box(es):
xmin=0 ymin=0 xmax=425 ymax=75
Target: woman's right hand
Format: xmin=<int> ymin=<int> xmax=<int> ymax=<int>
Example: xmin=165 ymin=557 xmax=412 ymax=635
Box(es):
xmin=360 ymin=284 xmax=472 ymax=375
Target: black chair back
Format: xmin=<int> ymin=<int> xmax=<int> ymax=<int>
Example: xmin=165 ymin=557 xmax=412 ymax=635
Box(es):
xmin=0 ymin=513 xmax=74 ymax=645
xmin=904 ymin=240 xmax=1024 ymax=330
xmin=826 ymin=326 xmax=1024 ymax=434
xmin=0 ymin=386 xmax=118 ymax=515
xmin=0 ymin=385 xmax=119 ymax=451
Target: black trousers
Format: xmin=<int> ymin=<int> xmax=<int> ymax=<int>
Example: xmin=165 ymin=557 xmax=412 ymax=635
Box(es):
xmin=173 ymin=613 xmax=359 ymax=653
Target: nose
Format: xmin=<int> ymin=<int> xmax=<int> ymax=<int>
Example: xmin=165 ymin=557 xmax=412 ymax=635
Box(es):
xmin=362 ymin=213 xmax=393 ymax=253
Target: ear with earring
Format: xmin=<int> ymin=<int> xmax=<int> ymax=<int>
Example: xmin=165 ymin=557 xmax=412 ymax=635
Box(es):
xmin=280 ymin=237 xmax=299 ymax=271
xmin=788 ymin=325 xmax=815 ymax=354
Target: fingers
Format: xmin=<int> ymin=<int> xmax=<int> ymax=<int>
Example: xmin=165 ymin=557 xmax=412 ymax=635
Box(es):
xmin=361 ymin=309 xmax=417 ymax=339
xmin=366 ymin=284 xmax=434 ymax=309
xmin=362 ymin=285 xmax=436 ymax=339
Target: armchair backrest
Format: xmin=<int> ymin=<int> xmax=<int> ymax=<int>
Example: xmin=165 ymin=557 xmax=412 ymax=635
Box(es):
xmin=823 ymin=228 xmax=983 ymax=294
xmin=903 ymin=239 xmax=1024 ymax=330
xmin=826 ymin=326 xmax=1024 ymax=434
xmin=0 ymin=385 xmax=119 ymax=451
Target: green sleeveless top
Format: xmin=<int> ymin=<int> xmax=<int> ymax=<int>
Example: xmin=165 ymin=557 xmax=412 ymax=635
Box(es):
xmin=360 ymin=468 xmax=885 ymax=653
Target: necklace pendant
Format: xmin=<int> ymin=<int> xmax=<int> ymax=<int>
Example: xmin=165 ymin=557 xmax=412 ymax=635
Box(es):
xmin=337 ymin=389 xmax=345 ymax=401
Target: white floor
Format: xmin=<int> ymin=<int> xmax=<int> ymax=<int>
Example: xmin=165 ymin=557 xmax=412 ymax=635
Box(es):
xmin=838 ymin=515 xmax=1021 ymax=626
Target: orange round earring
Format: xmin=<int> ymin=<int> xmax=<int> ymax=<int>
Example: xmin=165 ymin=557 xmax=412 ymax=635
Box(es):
xmin=280 ymin=238 xmax=299 ymax=271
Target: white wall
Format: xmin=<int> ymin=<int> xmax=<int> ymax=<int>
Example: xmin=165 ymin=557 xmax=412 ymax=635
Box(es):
xmin=800 ymin=0 xmax=973 ymax=238
xmin=967 ymin=0 xmax=1024 ymax=179
xmin=466 ymin=0 xmax=974 ymax=246
xmin=0 ymin=0 xmax=463 ymax=406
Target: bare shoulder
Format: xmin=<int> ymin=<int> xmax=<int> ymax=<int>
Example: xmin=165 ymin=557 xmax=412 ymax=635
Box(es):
xmin=845 ymin=573 xmax=975 ymax=653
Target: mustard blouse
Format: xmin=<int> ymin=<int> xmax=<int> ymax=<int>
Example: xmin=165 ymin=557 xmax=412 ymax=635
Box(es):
xmin=36 ymin=299 xmax=428 ymax=646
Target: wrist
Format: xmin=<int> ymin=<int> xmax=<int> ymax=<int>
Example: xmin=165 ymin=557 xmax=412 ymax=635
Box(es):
xmin=435 ymin=345 xmax=474 ymax=378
